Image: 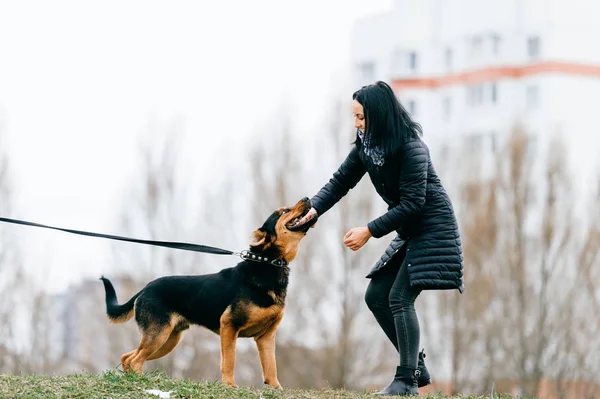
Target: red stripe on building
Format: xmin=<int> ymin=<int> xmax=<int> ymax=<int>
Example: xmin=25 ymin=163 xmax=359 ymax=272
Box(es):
xmin=391 ymin=61 xmax=600 ymax=91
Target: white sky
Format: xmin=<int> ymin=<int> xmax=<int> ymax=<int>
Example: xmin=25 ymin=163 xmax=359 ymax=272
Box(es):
xmin=0 ymin=0 xmax=393 ymax=293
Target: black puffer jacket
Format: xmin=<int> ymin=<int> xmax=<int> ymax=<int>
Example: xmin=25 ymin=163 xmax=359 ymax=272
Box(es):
xmin=311 ymin=136 xmax=464 ymax=293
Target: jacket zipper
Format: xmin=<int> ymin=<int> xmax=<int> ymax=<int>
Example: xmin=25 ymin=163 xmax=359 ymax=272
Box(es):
xmin=376 ymin=165 xmax=386 ymax=193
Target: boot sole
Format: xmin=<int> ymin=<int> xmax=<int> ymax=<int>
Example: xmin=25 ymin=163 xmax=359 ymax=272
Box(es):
xmin=417 ymin=378 xmax=431 ymax=388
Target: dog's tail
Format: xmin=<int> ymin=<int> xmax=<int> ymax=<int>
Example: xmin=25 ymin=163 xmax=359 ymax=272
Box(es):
xmin=100 ymin=276 xmax=142 ymax=324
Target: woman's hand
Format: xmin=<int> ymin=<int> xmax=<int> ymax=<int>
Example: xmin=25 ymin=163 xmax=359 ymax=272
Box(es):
xmin=298 ymin=208 xmax=318 ymax=228
xmin=343 ymin=226 xmax=372 ymax=251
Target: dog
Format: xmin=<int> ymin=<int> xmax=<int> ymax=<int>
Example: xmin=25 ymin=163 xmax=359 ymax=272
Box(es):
xmin=100 ymin=197 xmax=318 ymax=389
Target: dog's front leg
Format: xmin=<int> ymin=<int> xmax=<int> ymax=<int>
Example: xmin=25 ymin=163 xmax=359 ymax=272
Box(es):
xmin=255 ymin=313 xmax=284 ymax=390
xmin=219 ymin=319 xmax=239 ymax=387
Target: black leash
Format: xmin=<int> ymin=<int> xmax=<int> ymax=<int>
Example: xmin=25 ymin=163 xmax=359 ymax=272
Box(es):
xmin=0 ymin=216 xmax=289 ymax=267
xmin=0 ymin=216 xmax=236 ymax=255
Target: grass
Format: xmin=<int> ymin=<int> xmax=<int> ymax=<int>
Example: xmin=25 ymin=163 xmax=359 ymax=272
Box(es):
xmin=0 ymin=371 xmax=524 ymax=399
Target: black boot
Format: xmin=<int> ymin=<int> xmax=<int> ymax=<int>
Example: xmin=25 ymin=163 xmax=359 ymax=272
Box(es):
xmin=417 ymin=349 xmax=431 ymax=388
xmin=374 ymin=366 xmax=419 ymax=396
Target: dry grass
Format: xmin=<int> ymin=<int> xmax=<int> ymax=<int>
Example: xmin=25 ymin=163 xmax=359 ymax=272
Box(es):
xmin=0 ymin=370 xmax=530 ymax=398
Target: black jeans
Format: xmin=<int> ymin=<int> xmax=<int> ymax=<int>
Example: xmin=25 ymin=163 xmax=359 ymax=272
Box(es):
xmin=365 ymin=248 xmax=422 ymax=370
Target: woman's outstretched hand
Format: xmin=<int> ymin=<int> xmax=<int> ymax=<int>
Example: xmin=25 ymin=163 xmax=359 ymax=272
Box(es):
xmin=343 ymin=226 xmax=372 ymax=251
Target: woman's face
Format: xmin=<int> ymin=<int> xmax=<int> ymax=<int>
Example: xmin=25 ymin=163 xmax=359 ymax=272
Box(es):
xmin=352 ymin=99 xmax=365 ymax=132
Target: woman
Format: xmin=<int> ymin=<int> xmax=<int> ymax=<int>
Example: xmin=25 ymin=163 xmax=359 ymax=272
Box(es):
xmin=296 ymin=81 xmax=464 ymax=396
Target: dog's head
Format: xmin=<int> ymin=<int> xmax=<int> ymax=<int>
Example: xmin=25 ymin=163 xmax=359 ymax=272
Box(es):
xmin=249 ymin=197 xmax=318 ymax=263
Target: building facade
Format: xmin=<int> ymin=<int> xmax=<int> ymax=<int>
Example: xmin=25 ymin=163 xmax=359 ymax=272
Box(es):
xmin=351 ymin=0 xmax=600 ymax=193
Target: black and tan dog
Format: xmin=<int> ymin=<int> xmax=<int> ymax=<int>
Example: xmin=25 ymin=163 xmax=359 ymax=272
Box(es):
xmin=100 ymin=197 xmax=317 ymax=389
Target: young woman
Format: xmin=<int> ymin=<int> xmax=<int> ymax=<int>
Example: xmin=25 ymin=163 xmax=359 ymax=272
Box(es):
xmin=297 ymin=81 xmax=464 ymax=396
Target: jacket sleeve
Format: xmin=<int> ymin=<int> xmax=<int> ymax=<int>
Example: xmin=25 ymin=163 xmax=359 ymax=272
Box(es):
xmin=310 ymin=145 xmax=366 ymax=216
xmin=367 ymin=140 xmax=428 ymax=238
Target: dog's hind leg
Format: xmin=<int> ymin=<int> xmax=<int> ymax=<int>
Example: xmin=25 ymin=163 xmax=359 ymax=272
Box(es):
xmin=255 ymin=313 xmax=284 ymax=389
xmin=121 ymin=350 xmax=137 ymax=372
xmin=146 ymin=330 xmax=184 ymax=361
xmin=128 ymin=324 xmax=174 ymax=373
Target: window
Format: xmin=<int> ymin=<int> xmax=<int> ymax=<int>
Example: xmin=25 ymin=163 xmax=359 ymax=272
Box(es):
xmin=470 ymin=36 xmax=483 ymax=58
xmin=391 ymin=49 xmax=403 ymax=75
xmin=526 ymin=85 xmax=539 ymax=109
xmin=444 ymin=47 xmax=453 ymax=71
xmin=466 ymin=86 xmax=474 ymax=105
xmin=491 ymin=34 xmax=501 ymax=56
xmin=465 ymin=132 xmax=497 ymax=153
xmin=467 ymin=83 xmax=498 ymax=106
xmin=408 ymin=52 xmax=418 ymax=70
xmin=467 ymin=84 xmax=484 ymax=106
xmin=490 ymin=82 xmax=498 ymax=104
xmin=527 ymin=36 xmax=541 ymax=60
xmin=358 ymin=62 xmax=375 ymax=81
xmin=407 ymin=100 xmax=417 ymax=115
xmin=443 ymin=96 xmax=451 ymax=119
xmin=475 ymin=85 xmax=484 ymax=104
xmin=489 ymin=131 xmax=498 ymax=153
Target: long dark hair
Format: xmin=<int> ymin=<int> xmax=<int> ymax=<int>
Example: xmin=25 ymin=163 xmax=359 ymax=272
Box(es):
xmin=353 ymin=81 xmax=423 ymax=156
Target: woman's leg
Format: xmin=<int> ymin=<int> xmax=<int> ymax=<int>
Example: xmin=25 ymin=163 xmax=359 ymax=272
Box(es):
xmin=389 ymin=260 xmax=422 ymax=370
xmin=370 ymin=258 xmax=423 ymax=396
xmin=364 ymin=259 xmax=401 ymax=351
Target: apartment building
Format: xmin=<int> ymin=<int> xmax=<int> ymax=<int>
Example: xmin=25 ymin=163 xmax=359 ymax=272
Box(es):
xmin=351 ymin=0 xmax=600 ymax=193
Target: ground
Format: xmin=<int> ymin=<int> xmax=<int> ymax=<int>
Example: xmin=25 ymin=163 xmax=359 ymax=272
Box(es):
xmin=0 ymin=371 xmax=528 ymax=399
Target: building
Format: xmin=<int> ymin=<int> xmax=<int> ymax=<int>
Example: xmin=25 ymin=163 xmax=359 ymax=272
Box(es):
xmin=351 ymin=0 xmax=600 ymax=194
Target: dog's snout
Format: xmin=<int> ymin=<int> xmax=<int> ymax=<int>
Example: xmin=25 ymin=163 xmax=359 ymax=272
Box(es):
xmin=301 ymin=197 xmax=309 ymax=203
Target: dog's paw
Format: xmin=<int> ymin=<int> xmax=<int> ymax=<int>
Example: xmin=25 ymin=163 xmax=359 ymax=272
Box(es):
xmin=222 ymin=379 xmax=237 ymax=388
xmin=264 ymin=380 xmax=283 ymax=390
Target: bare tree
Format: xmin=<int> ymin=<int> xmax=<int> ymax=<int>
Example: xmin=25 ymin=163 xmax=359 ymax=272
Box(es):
xmin=242 ymin=99 xmax=392 ymax=390
xmin=22 ymin=293 xmax=59 ymax=374
xmin=109 ymin=119 xmax=197 ymax=375
xmin=242 ymin=110 xmax=331 ymax=387
xmin=24 ymin=102 xmax=597 ymax=397
xmin=0 ymin=125 xmax=26 ymax=373
xmin=551 ymin=171 xmax=600 ymax=399
xmin=314 ymin=99 xmax=392 ymax=390
xmin=115 ymin=119 xmax=191 ymax=277
xmin=104 ymin=118 xmax=241 ymax=380
xmin=430 ymin=126 xmax=600 ymax=397
xmin=427 ymin=134 xmax=500 ymax=395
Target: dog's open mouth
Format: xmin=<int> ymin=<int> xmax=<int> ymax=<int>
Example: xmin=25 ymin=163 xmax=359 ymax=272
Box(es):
xmin=286 ymin=206 xmax=317 ymax=231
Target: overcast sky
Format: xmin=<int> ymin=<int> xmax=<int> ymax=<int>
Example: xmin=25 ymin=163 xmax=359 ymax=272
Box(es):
xmin=0 ymin=1 xmax=393 ymax=293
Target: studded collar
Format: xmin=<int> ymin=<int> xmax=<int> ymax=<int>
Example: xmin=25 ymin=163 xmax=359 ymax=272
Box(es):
xmin=239 ymin=250 xmax=288 ymax=267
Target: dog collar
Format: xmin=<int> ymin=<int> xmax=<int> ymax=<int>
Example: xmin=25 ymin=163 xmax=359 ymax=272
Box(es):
xmin=239 ymin=250 xmax=288 ymax=267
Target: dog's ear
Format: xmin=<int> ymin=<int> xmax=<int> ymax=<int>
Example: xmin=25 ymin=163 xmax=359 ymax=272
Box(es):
xmin=249 ymin=229 xmax=267 ymax=248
